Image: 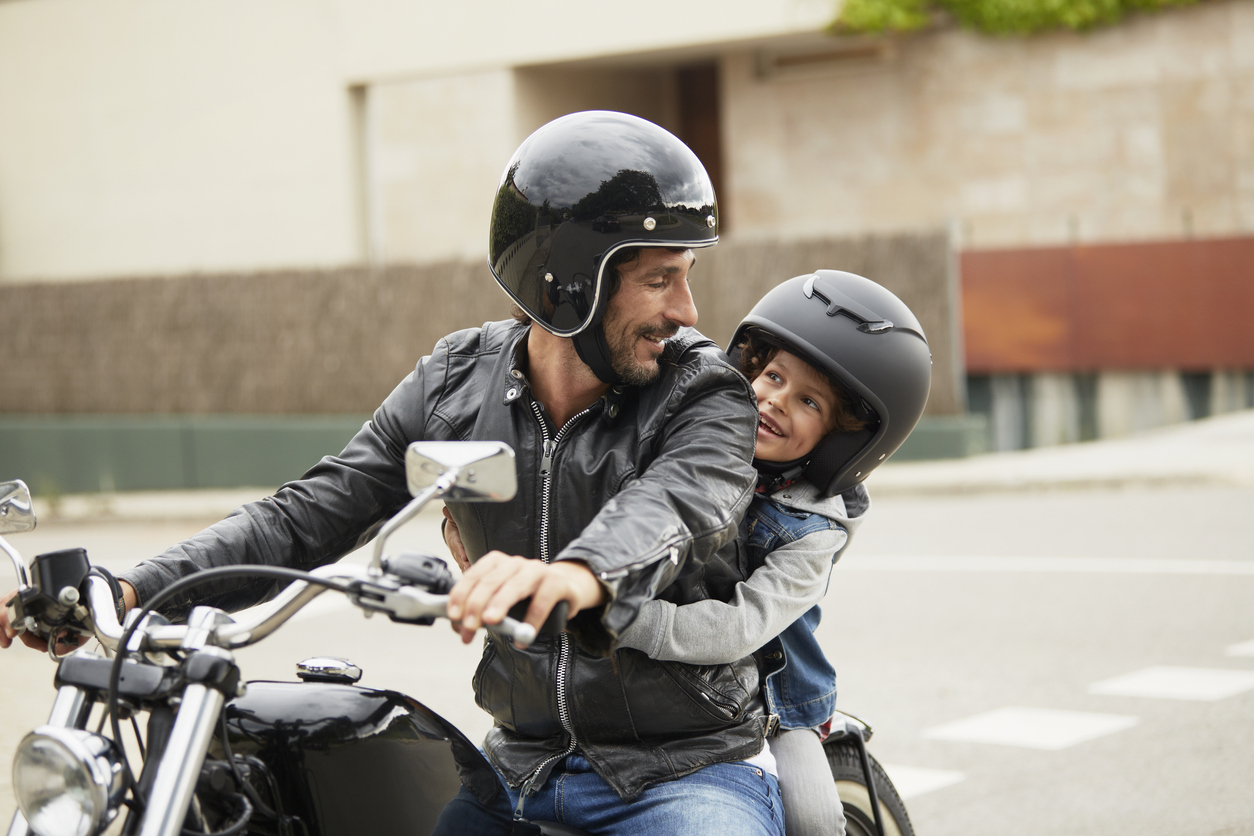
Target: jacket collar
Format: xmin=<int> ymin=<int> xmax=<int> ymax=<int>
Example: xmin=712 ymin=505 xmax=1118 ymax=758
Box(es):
xmin=502 ymin=326 xmax=530 ymax=406
xmin=501 ymin=325 xmax=628 ymax=424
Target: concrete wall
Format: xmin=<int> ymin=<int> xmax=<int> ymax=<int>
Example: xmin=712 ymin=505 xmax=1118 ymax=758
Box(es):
xmin=972 ymin=369 xmax=1254 ymax=451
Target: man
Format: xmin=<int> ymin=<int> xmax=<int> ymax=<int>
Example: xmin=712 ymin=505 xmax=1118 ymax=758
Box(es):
xmin=3 ymin=112 xmax=779 ymax=835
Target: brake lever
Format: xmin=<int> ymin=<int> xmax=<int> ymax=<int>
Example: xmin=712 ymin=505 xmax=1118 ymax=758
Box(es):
xmin=348 ymin=577 xmax=539 ymax=648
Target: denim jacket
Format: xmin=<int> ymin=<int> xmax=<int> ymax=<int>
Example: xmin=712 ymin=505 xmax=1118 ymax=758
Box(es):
xmin=748 ymin=481 xmax=869 ymax=730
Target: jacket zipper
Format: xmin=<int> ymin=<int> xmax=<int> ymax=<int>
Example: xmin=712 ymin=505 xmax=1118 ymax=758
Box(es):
xmin=515 ymin=399 xmax=594 ymax=819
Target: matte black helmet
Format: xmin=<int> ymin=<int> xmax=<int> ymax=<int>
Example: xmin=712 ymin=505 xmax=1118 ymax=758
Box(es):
xmin=488 ymin=111 xmax=719 ymax=383
xmin=730 ymin=270 xmax=933 ymax=496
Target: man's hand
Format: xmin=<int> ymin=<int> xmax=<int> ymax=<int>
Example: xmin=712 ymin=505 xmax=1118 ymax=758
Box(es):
xmin=441 ymin=507 xmax=471 ymax=573
xmin=445 ymin=552 xmax=606 ymax=645
xmin=0 ymin=588 xmax=41 ymax=650
xmin=1 ymin=581 xmax=137 ymax=652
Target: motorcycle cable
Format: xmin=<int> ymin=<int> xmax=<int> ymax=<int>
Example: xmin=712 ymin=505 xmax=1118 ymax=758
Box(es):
xmin=212 ymin=698 xmax=286 ymax=830
xmin=105 ymin=565 xmax=353 ymax=821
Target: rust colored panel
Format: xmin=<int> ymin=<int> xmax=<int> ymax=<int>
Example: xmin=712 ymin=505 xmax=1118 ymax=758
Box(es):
xmin=961 ymin=248 xmax=1075 ymax=373
xmin=962 ymin=236 xmax=1254 ymax=373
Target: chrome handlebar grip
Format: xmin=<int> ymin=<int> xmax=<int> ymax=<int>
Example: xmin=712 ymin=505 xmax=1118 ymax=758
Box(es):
xmin=83 ymin=576 xmax=125 ymax=649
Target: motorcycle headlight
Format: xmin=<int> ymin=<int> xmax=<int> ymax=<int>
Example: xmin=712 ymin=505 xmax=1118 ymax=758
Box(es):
xmin=13 ymin=727 xmax=125 ymax=836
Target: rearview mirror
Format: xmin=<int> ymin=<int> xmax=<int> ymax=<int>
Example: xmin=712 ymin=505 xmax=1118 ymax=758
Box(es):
xmin=0 ymin=480 xmax=36 ymax=535
xmin=405 ymin=441 xmax=517 ymax=502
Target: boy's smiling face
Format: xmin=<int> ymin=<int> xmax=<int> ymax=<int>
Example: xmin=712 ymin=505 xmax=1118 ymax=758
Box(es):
xmin=752 ymin=350 xmax=839 ymax=463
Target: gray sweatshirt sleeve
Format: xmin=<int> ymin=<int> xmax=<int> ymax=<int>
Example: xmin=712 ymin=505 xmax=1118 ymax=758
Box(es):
xmin=616 ymin=526 xmax=847 ymax=664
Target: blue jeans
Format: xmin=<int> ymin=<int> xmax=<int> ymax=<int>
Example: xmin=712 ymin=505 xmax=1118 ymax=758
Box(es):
xmin=434 ymin=754 xmax=785 ymax=836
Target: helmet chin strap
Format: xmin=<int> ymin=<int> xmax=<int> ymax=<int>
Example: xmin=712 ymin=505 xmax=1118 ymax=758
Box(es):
xmin=753 ymin=455 xmax=807 ymax=492
xmin=572 ymin=325 xmax=623 ymax=386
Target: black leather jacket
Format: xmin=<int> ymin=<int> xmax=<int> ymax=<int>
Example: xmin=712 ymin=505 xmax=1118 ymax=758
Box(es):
xmin=123 ymin=320 xmax=762 ymax=800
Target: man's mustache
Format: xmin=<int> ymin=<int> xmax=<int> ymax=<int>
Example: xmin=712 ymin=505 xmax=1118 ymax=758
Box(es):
xmin=636 ymin=322 xmax=681 ymax=340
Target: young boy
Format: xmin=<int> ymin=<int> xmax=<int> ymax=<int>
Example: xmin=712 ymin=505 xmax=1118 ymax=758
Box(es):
xmin=617 ymin=269 xmax=932 ymax=836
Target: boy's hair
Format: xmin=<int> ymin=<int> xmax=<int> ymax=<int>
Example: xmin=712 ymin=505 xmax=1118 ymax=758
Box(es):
xmin=738 ymin=330 xmax=868 ymax=434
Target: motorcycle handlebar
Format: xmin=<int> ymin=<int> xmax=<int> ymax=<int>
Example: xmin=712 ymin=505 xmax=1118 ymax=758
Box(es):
xmin=77 ymin=563 xmax=538 ymax=653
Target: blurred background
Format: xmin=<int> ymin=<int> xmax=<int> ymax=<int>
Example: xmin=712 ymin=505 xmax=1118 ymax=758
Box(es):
xmin=1 ymin=2 xmax=1253 ymax=834
xmin=2 ymin=0 xmax=1251 ymax=494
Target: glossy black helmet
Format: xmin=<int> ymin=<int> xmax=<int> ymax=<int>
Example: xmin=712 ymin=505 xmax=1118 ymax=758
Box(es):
xmin=488 ymin=111 xmax=718 ymax=382
xmin=731 ymin=270 xmax=933 ymax=496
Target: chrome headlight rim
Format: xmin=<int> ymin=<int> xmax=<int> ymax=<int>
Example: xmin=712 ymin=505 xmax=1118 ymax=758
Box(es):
xmin=13 ymin=726 xmax=126 ymax=836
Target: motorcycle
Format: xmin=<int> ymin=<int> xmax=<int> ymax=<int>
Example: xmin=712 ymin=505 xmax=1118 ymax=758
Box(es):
xmin=3 ymin=441 xmax=913 ymax=836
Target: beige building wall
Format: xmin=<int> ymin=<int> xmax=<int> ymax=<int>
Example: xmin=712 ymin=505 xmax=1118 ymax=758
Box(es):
xmin=365 ymin=65 xmax=688 ymax=265
xmin=0 ymin=0 xmax=362 ymax=282
xmin=0 ymin=0 xmax=834 ymax=283
xmin=365 ymin=71 xmax=518 ymax=265
xmin=719 ymin=0 xmax=1254 ymax=248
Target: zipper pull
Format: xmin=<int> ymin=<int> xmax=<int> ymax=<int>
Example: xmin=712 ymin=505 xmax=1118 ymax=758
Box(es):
xmin=513 ymin=784 xmax=530 ymax=821
xmin=540 ymin=438 xmax=557 ymax=476
xmin=514 ymin=766 xmax=545 ymax=821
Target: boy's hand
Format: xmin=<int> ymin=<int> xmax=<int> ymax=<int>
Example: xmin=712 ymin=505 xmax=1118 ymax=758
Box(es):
xmin=441 ymin=507 xmax=471 ymax=573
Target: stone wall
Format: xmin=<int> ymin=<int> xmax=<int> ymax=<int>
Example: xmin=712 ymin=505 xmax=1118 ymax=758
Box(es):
xmin=1 ymin=231 xmax=961 ymax=417
xmin=720 ymin=0 xmax=1254 ymax=249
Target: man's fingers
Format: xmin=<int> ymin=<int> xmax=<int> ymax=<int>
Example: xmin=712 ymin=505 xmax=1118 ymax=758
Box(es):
xmin=480 ymin=563 xmax=547 ymax=624
xmin=522 ymin=561 xmax=605 ymax=632
xmin=448 ymin=551 xmax=528 ymax=629
xmin=1 ymin=589 xmax=18 ymax=649
xmin=18 ymin=631 xmax=48 ymax=652
xmin=447 ymin=555 xmax=607 ymax=645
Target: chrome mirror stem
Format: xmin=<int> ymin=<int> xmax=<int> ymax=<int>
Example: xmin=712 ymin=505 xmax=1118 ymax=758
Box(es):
xmin=369 ymin=469 xmax=458 ymax=574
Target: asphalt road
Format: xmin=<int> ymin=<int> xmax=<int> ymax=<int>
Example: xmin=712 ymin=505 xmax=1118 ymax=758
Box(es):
xmin=2 ymin=481 xmax=1252 ymax=835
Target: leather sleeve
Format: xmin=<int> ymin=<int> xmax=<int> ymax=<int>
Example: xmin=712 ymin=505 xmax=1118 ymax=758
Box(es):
xmin=555 ymin=353 xmax=758 ymax=640
xmin=120 ymin=346 xmax=447 ymax=620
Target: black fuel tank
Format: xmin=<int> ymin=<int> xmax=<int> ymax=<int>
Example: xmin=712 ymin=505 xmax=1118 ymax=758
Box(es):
xmin=214 ymin=680 xmax=502 ymax=836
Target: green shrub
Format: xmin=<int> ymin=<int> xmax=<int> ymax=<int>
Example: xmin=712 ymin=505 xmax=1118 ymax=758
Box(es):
xmin=830 ymin=0 xmax=1206 ymax=35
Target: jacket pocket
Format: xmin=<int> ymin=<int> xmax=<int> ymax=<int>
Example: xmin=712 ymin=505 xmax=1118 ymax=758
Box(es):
xmin=617 ymin=650 xmax=760 ymax=738
xmin=660 ymin=661 xmax=747 ymax=722
xmin=472 ymin=638 xmax=504 ymax=719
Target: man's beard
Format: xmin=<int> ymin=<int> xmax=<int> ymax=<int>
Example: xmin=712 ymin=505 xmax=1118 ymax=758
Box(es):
xmin=607 ymin=322 xmax=678 ymax=386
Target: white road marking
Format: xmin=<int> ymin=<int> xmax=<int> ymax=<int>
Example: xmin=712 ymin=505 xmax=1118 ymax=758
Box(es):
xmin=1089 ymin=666 xmax=1254 ymax=701
xmin=1226 ymin=639 xmax=1254 ymax=657
xmin=841 ymin=555 xmax=1254 ymax=575
xmin=880 ymin=764 xmax=965 ymax=800
xmin=923 ymin=707 xmax=1139 ymax=750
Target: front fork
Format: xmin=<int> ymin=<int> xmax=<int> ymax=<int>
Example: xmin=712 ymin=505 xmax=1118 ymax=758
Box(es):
xmin=132 ymin=680 xmax=228 ymax=836
xmin=130 ymin=617 xmax=241 ymax=836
